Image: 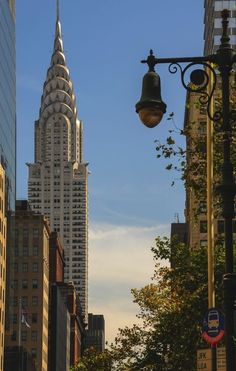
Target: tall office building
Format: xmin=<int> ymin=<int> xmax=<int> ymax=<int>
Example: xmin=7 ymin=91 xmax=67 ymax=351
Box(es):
xmin=182 ymin=1 xmax=236 ymax=249
xmin=0 ymin=1 xmax=16 ymax=370
xmin=84 ymin=314 xmax=105 ymax=352
xmin=0 ymin=0 xmax=16 ymax=210
xmin=204 ymin=0 xmax=236 ymax=55
xmin=27 ymin=7 xmax=88 ymax=319
xmin=6 ymin=201 xmax=50 ymax=371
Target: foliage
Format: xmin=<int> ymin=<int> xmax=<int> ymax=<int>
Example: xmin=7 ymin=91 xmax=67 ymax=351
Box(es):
xmin=72 ymin=237 xmax=225 ymax=370
xmin=107 ymin=236 xmax=225 ymax=370
xmin=71 ymin=347 xmax=113 ymax=371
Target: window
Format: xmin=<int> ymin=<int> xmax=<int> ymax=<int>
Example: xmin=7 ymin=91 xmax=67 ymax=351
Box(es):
xmin=200 ymin=220 xmax=207 ymax=233
xmin=13 ymin=296 xmax=18 ymax=307
xmin=13 ymin=313 xmax=17 ymax=324
xmin=33 ymin=228 xmax=39 ymax=239
xmin=22 ymin=263 xmax=28 ymax=272
xmin=32 ymin=296 xmax=38 ymax=306
xmin=233 ymin=220 xmax=236 ymax=233
xmin=31 ymin=331 xmax=37 ymax=341
xmin=32 ymin=263 xmax=38 ymax=272
xmin=31 ymin=348 xmax=37 ymax=359
xmin=218 ymin=220 xmax=225 ymax=234
xmin=22 ymin=280 xmax=28 ymax=289
xmin=23 ymin=229 xmax=29 ymax=239
xmin=22 ymin=297 xmax=28 ymax=307
xmin=11 ymin=331 xmax=17 ymax=341
xmin=21 ymin=331 xmax=27 ymax=342
xmin=32 ymin=313 xmax=37 ymax=324
xmin=22 ymin=247 xmax=28 ymax=257
xmin=13 ymin=263 xmax=18 ymax=272
xmin=32 ymin=279 xmax=38 ymax=289
xmin=12 ymin=280 xmax=18 ymax=289
xmin=33 ymin=246 xmax=38 ymax=256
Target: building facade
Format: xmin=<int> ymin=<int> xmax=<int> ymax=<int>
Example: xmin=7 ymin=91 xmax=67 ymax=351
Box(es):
xmin=5 ymin=201 xmax=50 ymax=371
xmin=27 ymin=8 xmax=88 ymax=320
xmin=84 ymin=314 xmax=105 ymax=352
xmin=0 ymin=165 xmax=7 ymax=370
xmin=0 ymin=2 xmax=16 ymax=370
xmin=182 ymin=1 xmax=236 ymax=250
xmin=48 ymin=232 xmax=70 ymax=371
xmin=204 ymin=0 xmax=236 ymax=55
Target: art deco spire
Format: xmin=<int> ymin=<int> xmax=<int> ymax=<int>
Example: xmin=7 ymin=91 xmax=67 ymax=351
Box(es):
xmin=36 ymin=0 xmax=82 ymax=163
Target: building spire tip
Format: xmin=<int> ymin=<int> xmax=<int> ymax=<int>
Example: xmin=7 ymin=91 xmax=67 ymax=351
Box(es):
xmin=57 ymin=0 xmax=60 ymax=20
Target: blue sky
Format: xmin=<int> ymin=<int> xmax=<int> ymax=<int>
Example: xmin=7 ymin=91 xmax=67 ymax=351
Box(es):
xmin=16 ymin=1 xmax=204 ymax=342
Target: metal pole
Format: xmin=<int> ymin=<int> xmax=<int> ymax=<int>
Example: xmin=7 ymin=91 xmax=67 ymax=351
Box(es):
xmin=218 ymin=21 xmax=236 ymax=368
xmin=207 ymin=65 xmax=216 ymax=371
xmin=18 ymin=297 xmax=22 ymax=371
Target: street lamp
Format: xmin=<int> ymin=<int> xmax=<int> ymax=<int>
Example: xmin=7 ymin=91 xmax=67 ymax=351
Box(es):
xmin=136 ymin=9 xmax=236 ymax=371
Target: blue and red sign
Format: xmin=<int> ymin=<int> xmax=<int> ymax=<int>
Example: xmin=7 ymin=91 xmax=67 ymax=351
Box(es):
xmin=202 ymin=308 xmax=224 ymax=345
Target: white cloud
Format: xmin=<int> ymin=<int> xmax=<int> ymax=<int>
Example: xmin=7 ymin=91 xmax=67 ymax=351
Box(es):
xmin=88 ymin=222 xmax=170 ymax=344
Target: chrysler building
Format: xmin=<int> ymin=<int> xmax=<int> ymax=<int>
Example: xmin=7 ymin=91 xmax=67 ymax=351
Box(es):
xmin=27 ymin=5 xmax=88 ymax=319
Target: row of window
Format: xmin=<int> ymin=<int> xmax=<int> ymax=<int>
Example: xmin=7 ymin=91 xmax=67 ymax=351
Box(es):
xmin=13 ymin=312 xmax=38 ymax=324
xmin=200 ymin=220 xmax=236 ymax=234
xmin=15 ymin=228 xmax=39 ymax=239
xmin=11 ymin=330 xmax=38 ymax=342
xmin=14 ymin=245 xmax=39 ymax=257
xmin=13 ymin=295 xmax=39 ymax=306
xmin=12 ymin=279 xmax=39 ymax=290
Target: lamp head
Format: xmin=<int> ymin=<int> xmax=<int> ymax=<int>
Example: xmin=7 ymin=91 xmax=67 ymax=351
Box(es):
xmin=136 ymin=69 xmax=166 ymax=128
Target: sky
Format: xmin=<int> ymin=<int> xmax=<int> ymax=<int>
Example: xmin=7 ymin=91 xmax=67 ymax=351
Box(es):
xmin=16 ymin=0 xmax=204 ymax=343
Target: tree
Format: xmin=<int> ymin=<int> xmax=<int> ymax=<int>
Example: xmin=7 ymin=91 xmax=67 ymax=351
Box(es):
xmin=71 ymin=347 xmax=113 ymax=371
xmin=72 ymin=237 xmax=225 ymax=370
xmin=109 ymin=236 xmax=225 ymax=371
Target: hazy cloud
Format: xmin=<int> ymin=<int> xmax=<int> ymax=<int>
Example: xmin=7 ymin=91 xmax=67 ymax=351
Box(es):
xmin=88 ymin=222 xmax=170 ymax=343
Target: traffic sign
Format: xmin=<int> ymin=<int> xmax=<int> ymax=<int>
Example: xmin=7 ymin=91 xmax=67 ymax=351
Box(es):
xmin=202 ymin=308 xmax=224 ymax=345
xmin=197 ymin=349 xmax=211 ymax=370
xmin=217 ymin=347 xmax=226 ymax=370
xmin=197 ymin=348 xmax=226 ymax=371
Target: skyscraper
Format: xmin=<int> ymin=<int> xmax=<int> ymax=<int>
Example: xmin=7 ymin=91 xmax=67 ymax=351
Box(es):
xmin=204 ymin=0 xmax=236 ymax=55
xmin=27 ymin=6 xmax=88 ymax=319
xmin=0 ymin=1 xmax=16 ymax=370
xmin=184 ymin=1 xmax=236 ymax=249
xmin=6 ymin=200 xmax=50 ymax=371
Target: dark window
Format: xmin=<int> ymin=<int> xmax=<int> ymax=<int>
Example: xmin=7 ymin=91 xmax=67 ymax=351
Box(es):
xmin=22 ymin=247 xmax=28 ymax=257
xmin=22 ymin=263 xmax=28 ymax=272
xmin=32 ymin=279 xmax=38 ymax=289
xmin=11 ymin=331 xmax=17 ymax=341
xmin=32 ymin=313 xmax=37 ymax=324
xmin=22 ymin=297 xmax=28 ymax=307
xmin=32 ymin=296 xmax=38 ymax=306
xmin=218 ymin=220 xmax=224 ymax=234
xmin=31 ymin=348 xmax=37 ymax=359
xmin=233 ymin=220 xmax=236 ymax=233
xmin=33 ymin=228 xmax=39 ymax=239
xmin=32 ymin=263 xmax=38 ymax=272
xmin=13 ymin=296 xmax=17 ymax=306
xmin=32 ymin=246 xmax=38 ymax=256
xmin=22 ymin=280 xmax=28 ymax=289
xmin=32 ymin=331 xmax=37 ymax=341
xmin=200 ymin=220 xmax=207 ymax=233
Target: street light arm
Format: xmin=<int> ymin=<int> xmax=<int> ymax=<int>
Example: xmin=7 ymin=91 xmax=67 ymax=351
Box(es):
xmin=141 ymin=52 xmax=215 ymax=66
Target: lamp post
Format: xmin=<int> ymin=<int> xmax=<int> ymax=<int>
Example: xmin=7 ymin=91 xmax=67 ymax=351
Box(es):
xmin=135 ymin=9 xmax=236 ymax=371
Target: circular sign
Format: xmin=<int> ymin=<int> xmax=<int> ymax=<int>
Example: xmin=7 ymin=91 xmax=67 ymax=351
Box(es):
xmin=202 ymin=308 xmax=224 ymax=345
